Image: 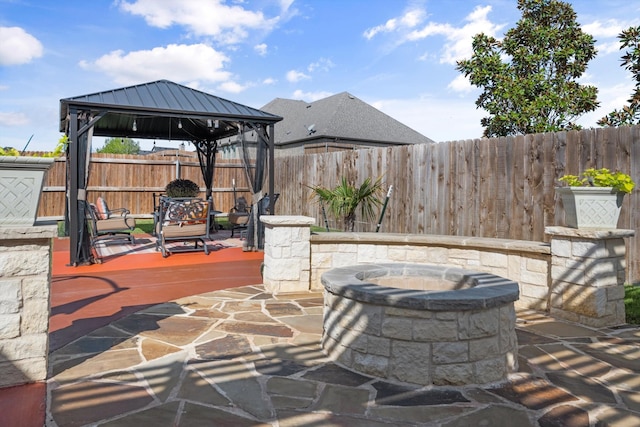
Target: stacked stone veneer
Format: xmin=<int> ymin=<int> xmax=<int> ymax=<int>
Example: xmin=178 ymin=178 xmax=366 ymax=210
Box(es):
xmin=261 ymin=216 xmax=633 ymax=328
xmin=321 ymin=264 xmax=519 ymax=386
xmin=323 ymin=293 xmax=518 ymax=386
xmin=310 ymin=233 xmax=551 ymax=311
xmin=0 ymin=225 xmax=56 ymax=388
xmin=546 ymin=227 xmax=635 ymax=328
xmin=261 ymin=215 xmax=315 ymax=294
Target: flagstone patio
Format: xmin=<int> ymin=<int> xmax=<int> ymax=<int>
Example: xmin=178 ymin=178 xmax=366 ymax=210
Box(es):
xmin=3 ymin=229 xmax=640 ymax=426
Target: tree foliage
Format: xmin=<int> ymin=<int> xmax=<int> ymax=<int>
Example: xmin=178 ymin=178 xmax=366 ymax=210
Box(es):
xmin=96 ymin=137 xmax=140 ymax=154
xmin=456 ymin=0 xmax=599 ymax=137
xmin=598 ymin=26 xmax=640 ymax=127
xmin=308 ymin=176 xmax=384 ymax=232
xmin=0 ymin=135 xmax=66 ymax=157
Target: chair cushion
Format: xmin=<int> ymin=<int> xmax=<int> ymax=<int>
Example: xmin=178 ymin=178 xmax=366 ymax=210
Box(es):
xmin=96 ymin=197 xmax=110 ymax=220
xmin=162 ymin=223 xmax=207 ymax=238
xmin=96 ymin=216 xmax=135 ymax=232
xmin=229 ymin=212 xmax=249 ymax=225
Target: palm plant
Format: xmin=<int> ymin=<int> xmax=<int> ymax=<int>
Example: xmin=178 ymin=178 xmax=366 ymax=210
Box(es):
xmin=309 ymin=176 xmax=384 ymax=232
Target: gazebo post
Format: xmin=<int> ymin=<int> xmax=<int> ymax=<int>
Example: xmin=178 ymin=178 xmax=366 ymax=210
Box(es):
xmin=68 ymin=107 xmax=79 ymax=266
xmin=268 ymin=123 xmax=275 ymax=214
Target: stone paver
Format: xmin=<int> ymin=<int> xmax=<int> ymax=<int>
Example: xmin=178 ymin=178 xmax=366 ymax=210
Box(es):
xmin=47 ymin=285 xmax=640 ymax=426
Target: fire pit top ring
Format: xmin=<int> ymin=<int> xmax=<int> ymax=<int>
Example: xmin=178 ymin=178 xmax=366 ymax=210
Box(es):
xmin=321 ymin=263 xmax=519 ymax=311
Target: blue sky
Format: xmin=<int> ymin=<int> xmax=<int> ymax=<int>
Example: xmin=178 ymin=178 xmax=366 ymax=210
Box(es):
xmin=1 ymin=0 xmax=639 ymax=152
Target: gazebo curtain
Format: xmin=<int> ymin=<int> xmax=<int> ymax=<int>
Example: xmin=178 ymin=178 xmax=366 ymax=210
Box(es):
xmin=239 ymin=123 xmax=266 ymax=250
xmin=66 ymin=110 xmax=95 ymax=265
xmin=193 ymin=140 xmax=218 ymax=202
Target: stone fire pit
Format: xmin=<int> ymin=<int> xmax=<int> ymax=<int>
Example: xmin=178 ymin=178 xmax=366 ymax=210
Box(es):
xmin=321 ymin=263 xmax=519 ymax=386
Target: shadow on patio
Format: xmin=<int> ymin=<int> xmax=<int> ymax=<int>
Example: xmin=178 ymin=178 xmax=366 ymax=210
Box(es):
xmin=7 ymin=231 xmax=640 ymax=426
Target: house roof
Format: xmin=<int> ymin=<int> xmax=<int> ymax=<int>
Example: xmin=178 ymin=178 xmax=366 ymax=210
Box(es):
xmin=261 ymin=92 xmax=434 ymax=146
xmin=59 ymin=79 xmax=282 ymax=140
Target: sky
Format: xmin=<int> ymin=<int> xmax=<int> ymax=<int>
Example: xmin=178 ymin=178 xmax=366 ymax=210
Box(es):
xmin=1 ymin=0 xmax=640 ymax=152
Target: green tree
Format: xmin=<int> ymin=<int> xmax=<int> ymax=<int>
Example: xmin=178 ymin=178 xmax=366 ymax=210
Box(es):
xmin=96 ymin=137 xmax=140 ymax=154
xmin=309 ymin=176 xmax=384 ymax=232
xmin=598 ymin=26 xmax=640 ymax=127
xmin=0 ymin=147 xmax=21 ymax=156
xmin=456 ymin=0 xmax=599 ymax=137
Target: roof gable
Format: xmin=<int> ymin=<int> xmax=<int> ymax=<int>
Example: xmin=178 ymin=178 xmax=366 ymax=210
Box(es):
xmin=261 ymin=92 xmax=434 ymax=145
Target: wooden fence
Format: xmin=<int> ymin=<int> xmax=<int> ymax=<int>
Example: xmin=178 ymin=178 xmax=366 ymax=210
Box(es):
xmin=272 ymin=126 xmax=640 ymax=283
xmin=39 ymin=152 xmax=253 ymax=219
xmin=38 ymin=126 xmax=639 ymax=282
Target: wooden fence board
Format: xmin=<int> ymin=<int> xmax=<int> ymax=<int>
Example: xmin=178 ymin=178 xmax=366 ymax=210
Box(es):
xmin=37 ymin=126 xmax=640 ymax=281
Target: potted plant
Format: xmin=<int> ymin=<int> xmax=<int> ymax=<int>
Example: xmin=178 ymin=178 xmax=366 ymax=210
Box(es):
xmin=556 ymin=168 xmax=635 ymax=228
xmin=165 ymin=179 xmax=200 ymax=198
xmin=0 ymin=156 xmax=55 ymax=226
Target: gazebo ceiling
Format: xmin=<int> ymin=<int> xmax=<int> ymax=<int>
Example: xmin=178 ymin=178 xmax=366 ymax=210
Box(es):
xmin=59 ymin=79 xmax=282 ymax=141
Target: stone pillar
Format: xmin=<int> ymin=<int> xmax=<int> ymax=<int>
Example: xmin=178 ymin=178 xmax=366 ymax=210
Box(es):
xmin=261 ymin=215 xmax=315 ymax=294
xmin=545 ymin=226 xmax=634 ymax=328
xmin=0 ymin=225 xmax=56 ymax=388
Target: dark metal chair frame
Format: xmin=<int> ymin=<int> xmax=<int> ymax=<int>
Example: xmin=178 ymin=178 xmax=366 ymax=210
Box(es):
xmin=155 ymin=197 xmax=211 ymax=257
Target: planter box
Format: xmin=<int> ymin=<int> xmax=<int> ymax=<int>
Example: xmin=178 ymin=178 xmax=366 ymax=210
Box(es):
xmin=556 ymin=187 xmax=624 ymax=228
xmin=0 ymin=156 xmax=54 ymax=226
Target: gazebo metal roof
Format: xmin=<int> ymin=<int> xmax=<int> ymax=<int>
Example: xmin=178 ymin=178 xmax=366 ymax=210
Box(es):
xmin=60 ymin=80 xmax=282 ymax=266
xmin=60 ymin=79 xmax=282 ymax=140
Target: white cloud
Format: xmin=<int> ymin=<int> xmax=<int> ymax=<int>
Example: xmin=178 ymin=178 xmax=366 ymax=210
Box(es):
xmin=292 ymin=89 xmax=333 ymax=102
xmin=597 ymin=40 xmax=622 ymax=56
xmin=0 ymin=111 xmax=29 ymax=126
xmin=118 ymin=0 xmax=288 ymax=45
xmin=363 ymin=7 xmax=425 ymax=40
xmin=447 ymin=74 xmax=474 ymax=93
xmin=263 ymin=77 xmax=277 ymax=85
xmin=79 ymin=43 xmax=231 ymax=85
xmin=0 ymin=27 xmax=43 ymax=66
xmin=308 ymin=58 xmax=335 ymax=73
xmin=254 ymin=43 xmax=268 ymax=56
xmin=582 ymin=19 xmax=627 ymax=39
xmin=417 ymin=6 xmax=504 ymax=65
xmin=286 ymin=70 xmax=310 ymax=83
xmin=217 ymin=80 xmax=247 ymax=93
xmin=363 ymin=5 xmax=504 ymax=65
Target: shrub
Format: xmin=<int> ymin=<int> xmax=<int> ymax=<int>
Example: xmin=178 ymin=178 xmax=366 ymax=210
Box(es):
xmin=165 ymin=179 xmax=200 ymax=198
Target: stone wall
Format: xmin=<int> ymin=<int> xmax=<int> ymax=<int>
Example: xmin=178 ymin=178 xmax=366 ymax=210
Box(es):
xmin=309 ymin=233 xmax=551 ymax=311
xmin=323 ymin=292 xmax=518 ymax=386
xmin=546 ymin=227 xmax=634 ymax=328
xmin=261 ymin=215 xmax=315 ymax=294
xmin=260 ymin=216 xmax=634 ymax=327
xmin=0 ymin=225 xmax=56 ymax=388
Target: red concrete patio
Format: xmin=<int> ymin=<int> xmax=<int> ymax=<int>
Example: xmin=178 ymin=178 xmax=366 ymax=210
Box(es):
xmin=1 ymin=232 xmax=264 ymax=427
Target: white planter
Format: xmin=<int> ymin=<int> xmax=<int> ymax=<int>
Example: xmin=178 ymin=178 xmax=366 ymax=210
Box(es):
xmin=556 ymin=186 xmax=624 ymax=229
xmin=0 ymin=156 xmax=54 ymax=226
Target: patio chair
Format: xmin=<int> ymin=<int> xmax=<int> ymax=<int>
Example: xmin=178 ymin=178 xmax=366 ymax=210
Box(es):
xmin=151 ymin=192 xmax=166 ymax=236
xmin=87 ymin=197 xmax=136 ymax=248
xmin=156 ymin=197 xmax=211 ymax=257
xmin=228 ymin=196 xmax=250 ymax=238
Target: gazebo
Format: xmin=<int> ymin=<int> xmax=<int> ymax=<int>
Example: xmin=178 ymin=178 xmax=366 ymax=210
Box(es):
xmin=59 ymin=80 xmax=283 ymax=266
